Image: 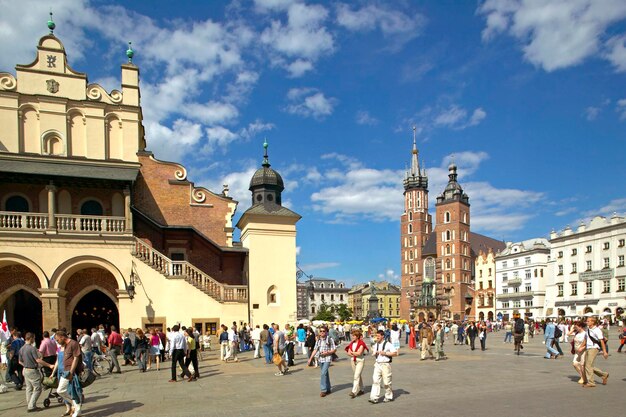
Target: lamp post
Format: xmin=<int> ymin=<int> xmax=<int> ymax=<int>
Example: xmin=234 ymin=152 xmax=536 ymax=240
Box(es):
xmin=296 ymin=263 xmax=314 ymax=318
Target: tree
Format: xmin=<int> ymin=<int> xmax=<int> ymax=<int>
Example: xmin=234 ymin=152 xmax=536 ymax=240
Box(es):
xmin=313 ymin=303 xmax=335 ymax=321
xmin=335 ymin=303 xmax=353 ymax=321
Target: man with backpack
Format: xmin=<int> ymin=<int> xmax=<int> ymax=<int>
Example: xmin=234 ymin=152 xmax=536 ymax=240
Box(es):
xmin=583 ymin=316 xmax=609 ymax=388
xmin=369 ymin=330 xmax=398 ymax=404
xmin=308 ymin=326 xmax=336 ymax=397
xmin=512 ymin=312 xmax=525 ymax=355
xmin=543 ymin=319 xmax=560 ymax=359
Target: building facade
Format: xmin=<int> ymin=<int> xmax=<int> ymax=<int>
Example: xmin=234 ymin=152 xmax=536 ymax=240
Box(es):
xmin=495 ymin=239 xmax=550 ymax=321
xmin=399 ymin=134 xmax=505 ymax=321
xmin=308 ymin=278 xmax=349 ymax=319
xmin=545 ymin=216 xmax=626 ymax=320
xmin=474 ymin=250 xmax=496 ymax=321
xmin=348 ymin=283 xmax=367 ymax=320
xmin=360 ymin=282 xmax=401 ymax=321
xmin=0 ymin=24 xmax=299 ymax=338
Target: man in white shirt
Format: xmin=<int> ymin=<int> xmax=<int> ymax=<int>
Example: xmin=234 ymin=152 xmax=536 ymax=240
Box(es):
xmin=226 ymin=326 xmax=239 ymax=362
xmin=78 ymin=329 xmax=93 ymax=371
xmin=583 ymin=317 xmax=609 ymax=388
xmin=251 ymin=325 xmax=261 ymax=359
xmin=369 ymin=330 xmax=398 ymax=404
xmin=90 ymin=328 xmax=102 ymax=355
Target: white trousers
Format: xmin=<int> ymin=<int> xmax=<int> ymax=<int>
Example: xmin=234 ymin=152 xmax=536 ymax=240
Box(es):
xmin=253 ymin=340 xmax=260 ymax=358
xmin=351 ymin=358 xmax=364 ymax=394
xmin=57 ymin=376 xmax=81 ymax=414
xmin=370 ymin=362 xmax=393 ymax=400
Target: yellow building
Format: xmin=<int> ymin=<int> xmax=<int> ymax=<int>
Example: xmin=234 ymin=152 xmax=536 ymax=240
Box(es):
xmin=360 ymin=281 xmax=401 ymax=320
xmin=474 ymin=250 xmax=496 ymax=321
xmin=0 ymin=21 xmax=299 ymax=337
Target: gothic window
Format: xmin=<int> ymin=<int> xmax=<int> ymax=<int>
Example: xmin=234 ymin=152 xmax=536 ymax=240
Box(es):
xmin=416 ymin=192 xmax=421 ymax=208
xmin=320 ymin=283 xmax=324 ymax=289
xmin=410 ymin=264 xmax=414 ymax=273
xmin=463 ymin=212 xmax=467 ymax=223
xmin=444 ymin=212 xmax=451 ymax=223
xmin=446 ymin=259 xmax=451 ymax=269
xmin=408 ymin=224 xmax=413 ymax=234
xmin=446 ymin=244 xmax=451 ymax=255
xmin=408 ymin=193 xmax=412 ymax=208
xmin=446 ymin=274 xmax=451 ymax=283
xmin=424 ymin=258 xmax=435 ymax=281
xmin=409 ymin=211 xmax=413 ymax=221
xmin=446 ymin=230 xmax=451 ymax=241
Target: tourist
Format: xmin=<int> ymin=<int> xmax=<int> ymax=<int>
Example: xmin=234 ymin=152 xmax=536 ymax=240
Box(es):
xmin=218 ymin=325 xmax=229 ymax=361
xmin=345 ymin=328 xmax=368 ymax=398
xmin=617 ymin=324 xmax=626 ymax=353
xmin=7 ymin=330 xmax=25 ymax=390
xmin=569 ymin=321 xmax=587 ymax=385
xmin=369 ymin=330 xmax=397 ymax=404
xmin=543 ymin=319 xmax=560 ymax=359
xmin=226 ymin=325 xmax=239 ymax=362
xmin=512 ymin=313 xmax=525 ymax=355
xmin=434 ymin=324 xmax=447 ymax=361
xmin=451 ymin=322 xmax=459 ymax=345
xmin=389 ymin=323 xmax=401 ymax=352
xmin=78 ymin=329 xmax=92 ymax=371
xmin=251 ymin=325 xmax=261 ymax=358
xmin=419 ymin=323 xmax=434 ymax=360
xmin=523 ymin=321 xmax=530 ymax=344
xmin=184 ymin=328 xmax=199 ymax=380
xmin=457 ymin=323 xmax=466 ymax=345
xmin=148 ymin=329 xmax=161 ymax=371
xmin=55 ymin=330 xmax=84 ymax=417
xmin=90 ymin=328 xmax=102 ymax=356
xmin=479 ymin=321 xmax=488 ymax=351
xmin=38 ymin=331 xmax=57 ymax=377
xmin=168 ymin=325 xmax=191 ymax=382
xmin=305 ymin=327 xmax=317 ymax=367
xmin=18 ymin=332 xmax=46 ymax=413
xmin=583 ymin=317 xmax=609 ymax=388
xmin=107 ymin=326 xmax=123 ymax=373
xmin=285 ymin=324 xmax=296 ymax=367
xmin=157 ymin=328 xmax=167 ymax=362
xmin=134 ymin=328 xmax=149 ymax=372
xmin=308 ymin=326 xmax=336 ymax=396
xmin=260 ymin=324 xmax=272 ymax=364
xmin=296 ymin=324 xmax=307 ymax=356
xmin=503 ymin=321 xmax=513 ymax=343
xmin=272 ymin=324 xmax=288 ymax=375
xmin=467 ymin=321 xmax=479 ymax=351
xmin=122 ymin=332 xmax=135 ymax=366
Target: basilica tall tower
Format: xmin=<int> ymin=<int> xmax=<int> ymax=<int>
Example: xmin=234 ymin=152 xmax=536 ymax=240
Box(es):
xmin=399 ymin=128 xmax=432 ymax=319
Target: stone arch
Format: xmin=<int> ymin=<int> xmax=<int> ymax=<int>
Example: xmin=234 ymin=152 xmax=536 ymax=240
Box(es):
xmin=105 ymin=113 xmax=123 ymax=160
xmin=267 ymin=285 xmax=279 ymax=306
xmin=0 ymin=264 xmax=42 ymax=305
xmin=0 ymin=254 xmax=48 ymax=288
xmin=20 ymin=105 xmax=39 ymax=153
xmin=2 ymin=192 xmax=32 ymax=212
xmin=41 ymin=129 xmax=66 ymax=156
xmin=66 ymin=283 xmax=118 ymax=319
xmin=67 ymin=109 xmax=87 ymax=157
xmin=50 ymin=256 xmax=126 ymax=291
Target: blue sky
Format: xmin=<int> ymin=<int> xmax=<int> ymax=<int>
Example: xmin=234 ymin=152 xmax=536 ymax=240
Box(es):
xmin=2 ymin=0 xmax=625 ymax=286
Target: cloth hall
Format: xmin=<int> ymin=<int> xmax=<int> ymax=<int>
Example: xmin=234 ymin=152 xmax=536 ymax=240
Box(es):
xmin=0 ymin=23 xmax=300 ymax=339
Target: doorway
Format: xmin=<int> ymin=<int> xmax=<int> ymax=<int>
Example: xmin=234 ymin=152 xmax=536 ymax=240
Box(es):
xmin=71 ymin=290 xmax=119 ymax=335
xmin=0 ymin=289 xmax=42 ymax=342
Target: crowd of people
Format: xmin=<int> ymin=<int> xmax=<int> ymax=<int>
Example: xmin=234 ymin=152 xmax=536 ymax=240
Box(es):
xmin=1 ymin=315 xmax=623 ymax=413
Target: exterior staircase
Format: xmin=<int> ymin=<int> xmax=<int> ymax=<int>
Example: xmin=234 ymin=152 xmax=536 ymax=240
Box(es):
xmin=132 ymin=237 xmax=247 ymax=303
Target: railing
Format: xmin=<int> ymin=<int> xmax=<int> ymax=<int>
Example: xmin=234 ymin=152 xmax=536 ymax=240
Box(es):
xmin=0 ymin=211 xmax=48 ymax=230
xmin=497 ymin=291 xmax=544 ymax=300
xmin=56 ymin=214 xmax=126 ymax=233
xmin=132 ymin=237 xmax=247 ymax=303
xmin=507 ymin=278 xmax=522 ymax=285
xmin=0 ymin=211 xmax=127 ymax=234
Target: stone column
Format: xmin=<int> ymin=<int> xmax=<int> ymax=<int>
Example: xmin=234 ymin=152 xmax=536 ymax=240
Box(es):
xmin=124 ymin=187 xmax=132 ymax=232
xmin=46 ymin=183 xmax=57 ymax=230
xmin=40 ymin=288 xmax=66 ymax=331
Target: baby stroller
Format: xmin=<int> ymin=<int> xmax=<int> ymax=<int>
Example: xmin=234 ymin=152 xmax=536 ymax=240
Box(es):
xmin=41 ymin=369 xmax=63 ymax=408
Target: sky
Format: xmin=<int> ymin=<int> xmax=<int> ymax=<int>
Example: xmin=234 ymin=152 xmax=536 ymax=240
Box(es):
xmin=1 ymin=0 xmax=625 ymax=287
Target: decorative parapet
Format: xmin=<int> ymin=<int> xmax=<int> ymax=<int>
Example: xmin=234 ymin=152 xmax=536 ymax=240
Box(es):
xmin=86 ymin=84 xmax=123 ymax=104
xmin=0 ymin=73 xmax=17 ymax=91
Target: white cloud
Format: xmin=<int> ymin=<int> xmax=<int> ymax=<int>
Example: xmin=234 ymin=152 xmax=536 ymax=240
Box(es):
xmin=254 ymin=0 xmax=296 ymax=12
xmin=377 ymin=268 xmax=400 ymax=283
xmin=186 ymin=101 xmax=239 ymax=125
xmin=285 ymin=87 xmax=337 ymax=119
xmin=355 ymin=110 xmax=378 ymax=125
xmin=296 ymin=246 xmax=301 ymax=256
xmin=606 ymin=35 xmax=626 ymax=72
xmin=432 ymin=105 xmax=487 ymax=130
xmin=585 ymin=106 xmax=600 ymax=121
xmin=145 ymin=119 xmax=204 ymax=162
xmin=336 ymin=3 xmax=426 ymax=48
xmin=240 ymin=120 xmax=275 ymax=140
xmin=205 ymin=165 xmax=258 ymax=210
xmin=478 ymin=0 xmax=626 ymax=72
xmin=286 ymin=59 xmax=314 ymax=77
xmin=584 ymin=198 xmax=626 ymax=217
xmin=617 ymin=99 xmax=626 ymax=120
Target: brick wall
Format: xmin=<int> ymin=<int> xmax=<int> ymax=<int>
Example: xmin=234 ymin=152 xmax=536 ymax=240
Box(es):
xmin=0 ymin=265 xmax=40 ymax=294
xmin=65 ymin=267 xmax=118 ymax=307
xmin=133 ymin=153 xmax=234 ymax=247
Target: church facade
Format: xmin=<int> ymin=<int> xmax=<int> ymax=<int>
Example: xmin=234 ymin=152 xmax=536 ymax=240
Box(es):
xmin=0 ymin=22 xmax=299 ymax=338
xmin=399 ymin=131 xmax=505 ymax=321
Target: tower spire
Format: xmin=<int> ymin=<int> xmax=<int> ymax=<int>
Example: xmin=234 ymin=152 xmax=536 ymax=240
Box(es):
xmin=262 ymin=138 xmax=270 ymax=167
xmin=410 ymin=126 xmax=419 ymax=176
xmin=47 ymin=11 xmax=56 ymax=34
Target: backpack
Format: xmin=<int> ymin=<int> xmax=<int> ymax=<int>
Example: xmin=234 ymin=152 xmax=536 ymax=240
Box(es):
xmin=554 ymin=326 xmax=562 ymax=339
xmin=587 ymin=329 xmax=602 ymax=347
xmin=379 ymin=341 xmax=393 ymax=363
xmin=514 ymin=319 xmax=525 ymax=334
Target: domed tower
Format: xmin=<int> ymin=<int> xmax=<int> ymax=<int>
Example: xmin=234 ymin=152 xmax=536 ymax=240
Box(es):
xmin=237 ymin=141 xmax=301 ymax=327
xmin=435 ymin=161 xmax=471 ymax=321
xmin=400 ymin=127 xmax=432 ymax=320
xmin=249 ymin=140 xmax=284 ymax=206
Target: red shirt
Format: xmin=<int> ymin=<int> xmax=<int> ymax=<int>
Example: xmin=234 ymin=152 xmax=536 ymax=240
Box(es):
xmin=108 ymin=331 xmax=123 ymax=347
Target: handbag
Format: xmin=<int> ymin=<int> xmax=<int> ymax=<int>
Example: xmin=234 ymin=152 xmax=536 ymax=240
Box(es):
xmin=272 ymin=352 xmax=283 ymax=365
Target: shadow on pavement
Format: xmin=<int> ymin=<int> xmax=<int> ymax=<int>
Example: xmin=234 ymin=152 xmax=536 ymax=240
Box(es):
xmin=82 ymin=400 xmax=143 ymax=416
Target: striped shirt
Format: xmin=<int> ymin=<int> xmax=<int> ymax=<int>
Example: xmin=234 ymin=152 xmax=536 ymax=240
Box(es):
xmin=314 ymin=336 xmax=336 ymax=363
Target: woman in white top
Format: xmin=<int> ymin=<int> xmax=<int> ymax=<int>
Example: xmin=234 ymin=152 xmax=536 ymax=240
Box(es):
xmin=569 ymin=321 xmax=587 ymax=385
xmin=389 ymin=324 xmax=401 ymax=351
xmin=523 ymin=322 xmax=530 ymax=343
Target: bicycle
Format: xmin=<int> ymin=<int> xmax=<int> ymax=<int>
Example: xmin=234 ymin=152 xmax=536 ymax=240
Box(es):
xmin=83 ymin=353 xmax=111 ymax=376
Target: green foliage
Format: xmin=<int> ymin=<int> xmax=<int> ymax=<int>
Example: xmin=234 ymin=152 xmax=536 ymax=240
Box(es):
xmin=313 ymin=303 xmax=335 ymax=321
xmin=335 ymin=303 xmax=353 ymax=321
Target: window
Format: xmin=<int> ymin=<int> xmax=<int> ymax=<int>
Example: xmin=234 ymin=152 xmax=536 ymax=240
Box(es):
xmin=540 ymin=269 xmax=544 ymax=277
xmin=618 ymin=278 xmax=625 ymax=292
xmin=514 ymin=271 xmax=519 ymax=278
xmin=408 ymin=224 xmax=413 ymax=234
xmin=586 ymin=245 xmax=592 ymax=253
xmin=525 ymin=256 xmax=531 ymax=265
xmin=4 ymin=195 xmax=30 ymax=212
xmin=463 ymin=212 xmax=467 ymax=223
xmin=488 ymin=268 xmax=492 ymax=277
xmin=80 ymin=200 xmax=104 ymax=216
xmin=586 ymin=260 xmax=592 ymax=271
xmin=330 ymin=295 xmax=334 ymax=301
xmin=513 ymin=259 xmax=519 ymax=267
xmin=503 ymin=273 xmax=508 ymax=281
xmin=585 ymin=282 xmax=593 ymax=294
xmin=444 ymin=212 xmax=451 ymax=223
xmin=311 ymin=306 xmax=315 ymax=314
xmin=571 ymin=248 xmax=577 ymax=256
xmin=502 ymin=302 xmax=509 ymax=308
xmin=571 ymin=263 xmax=577 ymax=273
xmin=479 ymin=270 xmax=483 ymax=278
xmin=571 ymin=283 xmax=577 ymax=296
xmin=619 ymin=255 xmax=624 ymax=267
xmin=408 ymin=212 xmax=413 ymax=221
xmin=603 ymin=242 xmax=610 ymax=250
xmin=524 ymin=300 xmax=533 ymax=307
xmin=514 ymin=286 xmax=519 ymax=293
xmin=479 ymin=282 xmax=483 ymax=290
xmin=602 ymin=280 xmax=610 ymax=293
xmin=619 ymin=239 xmax=625 ymax=247
xmin=502 ymin=261 xmax=508 ymax=269
xmin=525 ymin=270 xmax=531 ymax=279
xmin=319 ymin=283 xmax=324 ymax=289
xmin=558 ymin=265 xmax=563 ymax=275
xmin=604 ymin=258 xmax=610 ymax=269
xmin=503 ymin=288 xmax=508 ymax=294
xmin=488 ymin=280 xmax=493 ymax=288
xmin=513 ymin=301 xmax=521 ymax=308
xmin=525 ymin=285 xmax=532 ymax=292
xmin=557 ymin=284 xmax=563 ymax=297
xmin=446 ymin=230 xmax=451 ymax=241
xmin=558 ymin=251 xmax=563 ymax=258
xmin=425 ymin=258 xmax=435 ymax=281
xmin=321 ymin=294 xmax=325 ymax=301
xmin=446 ymin=245 xmax=451 ymax=255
